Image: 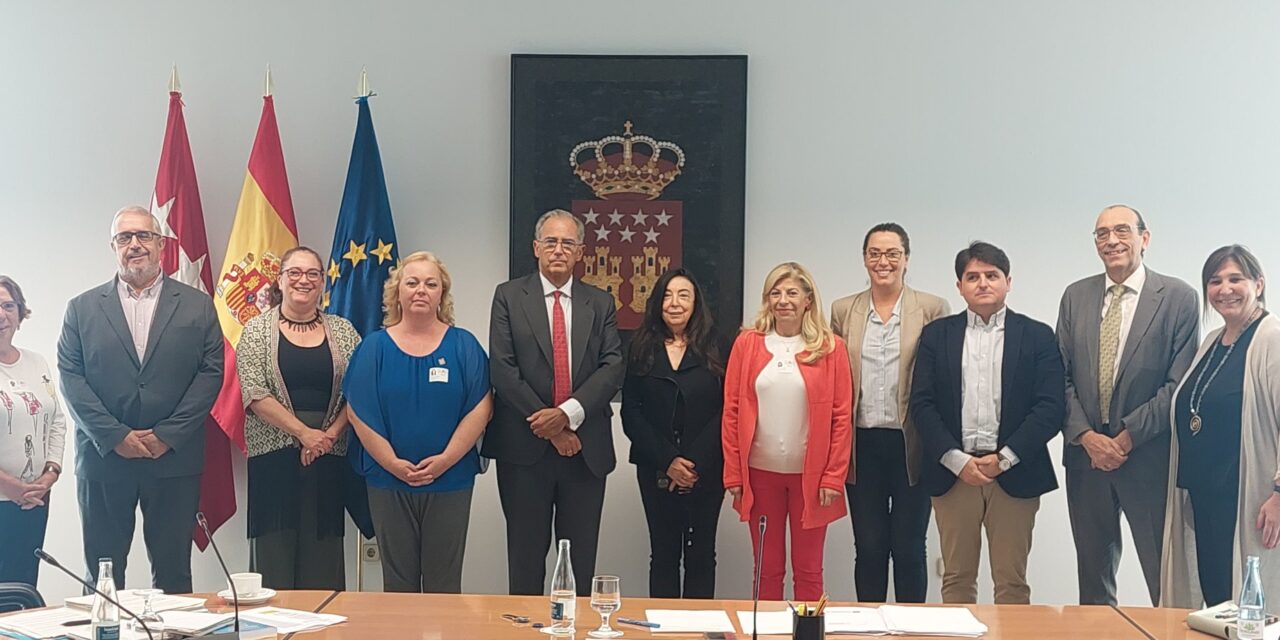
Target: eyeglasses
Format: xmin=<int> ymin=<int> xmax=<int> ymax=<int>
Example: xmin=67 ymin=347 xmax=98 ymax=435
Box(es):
xmin=112 ymin=231 xmax=160 ymax=247
xmin=865 ymin=249 xmax=905 ymax=262
xmin=538 ymin=238 xmax=581 ymax=251
xmin=0 ymin=302 xmax=19 ymax=314
xmin=284 ymin=268 xmax=324 ymax=282
xmin=1093 ymin=224 xmax=1141 ymax=242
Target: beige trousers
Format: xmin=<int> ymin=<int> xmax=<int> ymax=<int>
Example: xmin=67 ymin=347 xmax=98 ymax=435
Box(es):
xmin=932 ymin=480 xmax=1040 ymax=604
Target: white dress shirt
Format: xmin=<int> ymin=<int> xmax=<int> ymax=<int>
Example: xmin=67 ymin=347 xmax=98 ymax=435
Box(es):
xmin=539 ymin=273 xmax=585 ymax=431
xmin=942 ymin=307 xmax=1020 ymax=476
xmin=117 ymin=275 xmax=163 ymax=361
xmin=1101 ymin=266 xmax=1147 ymax=388
xmin=749 ymin=332 xmax=809 ymax=474
xmin=857 ymin=295 xmax=902 ymax=430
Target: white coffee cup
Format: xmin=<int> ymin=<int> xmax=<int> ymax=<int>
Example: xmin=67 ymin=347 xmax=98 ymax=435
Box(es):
xmin=229 ymin=572 xmax=262 ymax=597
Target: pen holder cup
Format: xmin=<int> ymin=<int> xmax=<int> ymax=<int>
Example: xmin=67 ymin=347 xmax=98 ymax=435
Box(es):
xmin=793 ymin=612 xmax=825 ymax=640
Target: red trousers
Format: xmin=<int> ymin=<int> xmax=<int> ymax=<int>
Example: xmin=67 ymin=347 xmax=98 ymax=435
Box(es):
xmin=747 ymin=468 xmax=828 ymax=601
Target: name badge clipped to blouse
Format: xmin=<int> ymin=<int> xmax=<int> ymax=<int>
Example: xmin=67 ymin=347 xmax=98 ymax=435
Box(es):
xmin=429 ymin=357 xmax=449 ymax=383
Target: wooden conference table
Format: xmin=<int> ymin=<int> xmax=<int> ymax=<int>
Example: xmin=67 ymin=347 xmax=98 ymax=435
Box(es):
xmin=187 ymin=590 xmax=1214 ymax=639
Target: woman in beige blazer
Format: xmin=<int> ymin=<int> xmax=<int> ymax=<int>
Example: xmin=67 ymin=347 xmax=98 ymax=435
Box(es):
xmin=830 ymin=222 xmax=950 ymax=603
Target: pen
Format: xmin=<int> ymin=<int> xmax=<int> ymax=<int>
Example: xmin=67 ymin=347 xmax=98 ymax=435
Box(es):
xmin=815 ymin=594 xmax=829 ymax=615
xmin=617 ymin=617 xmax=661 ymax=629
xmin=62 ymin=620 xmax=91 ymax=626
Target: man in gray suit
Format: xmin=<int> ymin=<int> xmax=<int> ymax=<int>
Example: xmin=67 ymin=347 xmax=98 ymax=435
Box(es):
xmin=1057 ymin=204 xmax=1199 ymax=605
xmin=483 ymin=209 xmax=624 ymax=596
xmin=58 ymin=206 xmax=223 ymax=593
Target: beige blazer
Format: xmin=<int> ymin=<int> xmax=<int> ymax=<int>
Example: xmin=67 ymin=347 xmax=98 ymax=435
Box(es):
xmin=831 ymin=286 xmax=950 ymax=485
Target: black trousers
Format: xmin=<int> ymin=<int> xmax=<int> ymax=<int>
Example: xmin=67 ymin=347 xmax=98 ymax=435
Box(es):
xmin=78 ymin=474 xmax=201 ymax=594
xmin=0 ymin=499 xmax=50 ymax=586
xmin=496 ymin=454 xmax=606 ymax=596
xmin=1188 ymin=483 xmax=1238 ymax=606
xmin=846 ymin=428 xmax=932 ymax=603
xmin=635 ymin=466 xmax=722 ymax=598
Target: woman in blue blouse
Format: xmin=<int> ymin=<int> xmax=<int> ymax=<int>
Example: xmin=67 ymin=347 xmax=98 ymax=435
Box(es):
xmin=344 ymin=251 xmax=492 ymax=593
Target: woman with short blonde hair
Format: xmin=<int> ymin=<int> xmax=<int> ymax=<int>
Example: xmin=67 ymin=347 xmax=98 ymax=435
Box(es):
xmin=346 ymin=250 xmax=492 ymax=593
xmin=723 ymin=261 xmax=853 ymax=601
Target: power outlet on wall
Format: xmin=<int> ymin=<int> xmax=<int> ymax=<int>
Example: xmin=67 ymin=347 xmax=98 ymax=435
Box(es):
xmin=362 ymin=540 xmax=380 ymax=563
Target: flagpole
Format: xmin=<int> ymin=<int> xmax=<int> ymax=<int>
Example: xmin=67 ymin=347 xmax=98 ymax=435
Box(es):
xmin=353 ymin=65 xmax=371 ymax=595
xmin=169 ymin=64 xmax=181 ymax=94
xmin=263 ymin=65 xmax=274 ymax=98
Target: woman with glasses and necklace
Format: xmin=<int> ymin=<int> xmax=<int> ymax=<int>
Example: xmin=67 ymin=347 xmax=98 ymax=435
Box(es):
xmin=1162 ymin=245 xmax=1280 ymax=607
xmin=830 ymin=223 xmax=950 ymax=603
xmin=236 ymin=246 xmax=362 ymax=590
xmin=0 ymin=276 xmax=66 ymax=586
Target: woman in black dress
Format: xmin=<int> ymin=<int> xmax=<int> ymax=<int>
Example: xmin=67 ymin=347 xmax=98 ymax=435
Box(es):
xmin=622 ymin=268 xmax=726 ymax=598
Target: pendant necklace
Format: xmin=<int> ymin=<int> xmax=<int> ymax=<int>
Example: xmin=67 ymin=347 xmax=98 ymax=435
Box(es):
xmin=1187 ymin=309 xmax=1260 ymax=435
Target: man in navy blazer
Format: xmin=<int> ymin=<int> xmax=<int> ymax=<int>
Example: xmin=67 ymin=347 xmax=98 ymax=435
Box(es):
xmin=910 ymin=241 xmax=1065 ymax=604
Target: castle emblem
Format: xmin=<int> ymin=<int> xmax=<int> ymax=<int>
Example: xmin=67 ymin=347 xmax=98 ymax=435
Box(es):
xmin=569 ymin=122 xmax=684 ymax=329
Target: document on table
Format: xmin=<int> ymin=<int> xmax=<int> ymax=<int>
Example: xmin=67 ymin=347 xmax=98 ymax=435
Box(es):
xmin=644 ymin=609 xmax=736 ymax=633
xmin=65 ymin=589 xmax=205 ymax=613
xmin=878 ymin=605 xmax=987 ymax=636
xmin=0 ymin=606 xmax=89 ymax=639
xmin=736 ymin=609 xmax=792 ymax=635
xmin=241 ymin=606 xmax=346 ymax=634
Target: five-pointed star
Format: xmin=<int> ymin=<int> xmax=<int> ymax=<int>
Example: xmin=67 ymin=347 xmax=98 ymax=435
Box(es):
xmin=582 ymin=208 xmax=600 ymax=226
xmin=594 ymin=227 xmax=612 ymax=242
xmin=607 ymin=210 xmax=625 ymax=226
xmin=322 ymin=291 xmax=331 ymax=309
xmin=175 ymin=249 xmax=208 ymax=293
xmin=327 ymin=259 xmax=341 ymax=283
xmin=370 ymin=239 xmax=395 ymax=264
xmin=631 ymin=209 xmax=649 ymax=226
xmin=654 ymin=210 xmax=673 ymax=227
xmin=644 ymin=228 xmax=661 ymax=244
xmin=618 ymin=227 xmax=636 ymax=243
xmin=150 ymin=196 xmax=177 ymax=238
xmin=343 ymin=240 xmax=368 ymax=268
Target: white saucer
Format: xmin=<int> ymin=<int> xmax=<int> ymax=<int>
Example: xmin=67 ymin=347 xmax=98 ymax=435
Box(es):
xmin=217 ymin=588 xmax=276 ymax=605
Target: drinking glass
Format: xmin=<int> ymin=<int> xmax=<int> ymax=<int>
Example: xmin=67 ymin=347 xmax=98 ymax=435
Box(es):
xmin=132 ymin=588 xmax=166 ymax=636
xmin=588 ymin=575 xmax=622 ymax=638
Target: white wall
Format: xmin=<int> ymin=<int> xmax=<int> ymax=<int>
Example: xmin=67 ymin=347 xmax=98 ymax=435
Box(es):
xmin=4 ymin=0 xmax=1279 ymax=607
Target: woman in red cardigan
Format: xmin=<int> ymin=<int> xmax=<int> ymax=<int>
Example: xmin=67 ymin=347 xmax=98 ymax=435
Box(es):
xmin=723 ymin=261 xmax=853 ymax=601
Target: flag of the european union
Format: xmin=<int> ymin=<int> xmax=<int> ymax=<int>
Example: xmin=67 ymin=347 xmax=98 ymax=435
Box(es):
xmin=326 ymin=95 xmax=398 ymax=540
xmin=326 ymin=96 xmax=399 ymax=336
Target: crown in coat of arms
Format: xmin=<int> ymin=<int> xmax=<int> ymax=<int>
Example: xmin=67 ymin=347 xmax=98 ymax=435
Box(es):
xmin=569 ymin=121 xmax=685 ymax=201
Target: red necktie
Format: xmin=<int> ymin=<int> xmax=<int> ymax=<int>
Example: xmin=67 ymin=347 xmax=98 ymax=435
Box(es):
xmin=552 ymin=291 xmax=571 ymax=405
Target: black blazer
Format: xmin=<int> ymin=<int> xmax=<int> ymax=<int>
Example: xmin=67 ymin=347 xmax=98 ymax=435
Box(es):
xmin=621 ymin=343 xmax=725 ymax=485
xmin=482 ymin=273 xmax=625 ymax=478
xmin=909 ymin=309 xmax=1065 ymax=499
xmin=57 ymin=276 xmax=224 ymax=481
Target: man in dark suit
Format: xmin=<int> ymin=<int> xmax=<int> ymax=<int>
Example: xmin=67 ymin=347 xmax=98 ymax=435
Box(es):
xmin=484 ymin=209 xmax=624 ymax=595
xmin=58 ymin=206 xmax=223 ymax=593
xmin=910 ymin=241 xmax=1065 ymax=604
xmin=1057 ymin=205 xmax=1199 ymax=605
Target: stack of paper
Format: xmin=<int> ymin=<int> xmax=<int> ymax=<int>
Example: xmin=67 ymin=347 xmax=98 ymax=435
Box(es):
xmin=879 ymin=605 xmax=988 ymax=637
xmin=240 ymin=607 xmax=346 ymax=634
xmin=65 ymin=590 xmax=205 ymax=614
xmin=643 ymin=610 xmax=736 ymax=633
xmin=733 ymin=605 xmax=985 ymax=637
xmin=0 ymin=606 xmax=89 ymax=639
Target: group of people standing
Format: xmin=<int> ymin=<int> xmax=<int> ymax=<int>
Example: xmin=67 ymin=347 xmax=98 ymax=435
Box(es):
xmin=0 ymin=203 xmax=1276 ymax=611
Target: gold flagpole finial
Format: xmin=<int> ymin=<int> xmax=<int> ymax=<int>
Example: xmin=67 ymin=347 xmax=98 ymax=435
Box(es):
xmin=264 ymin=65 xmax=274 ymax=98
xmin=169 ymin=64 xmax=181 ymax=93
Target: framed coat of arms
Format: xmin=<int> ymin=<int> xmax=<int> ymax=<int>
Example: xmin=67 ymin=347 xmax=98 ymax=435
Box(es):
xmin=510 ymin=54 xmax=748 ymax=341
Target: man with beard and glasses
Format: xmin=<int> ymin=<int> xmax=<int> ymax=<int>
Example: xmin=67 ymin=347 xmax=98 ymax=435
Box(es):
xmin=58 ymin=205 xmax=222 ymax=593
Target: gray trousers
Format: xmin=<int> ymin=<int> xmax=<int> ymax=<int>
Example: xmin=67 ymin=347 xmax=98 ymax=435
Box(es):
xmin=1066 ymin=446 xmax=1168 ymax=606
xmin=78 ymin=474 xmax=201 ymax=594
xmin=367 ymin=485 xmax=473 ymax=593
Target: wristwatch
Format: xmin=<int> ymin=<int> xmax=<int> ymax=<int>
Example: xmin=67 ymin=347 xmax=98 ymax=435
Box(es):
xmin=997 ymin=452 xmax=1013 ymax=472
